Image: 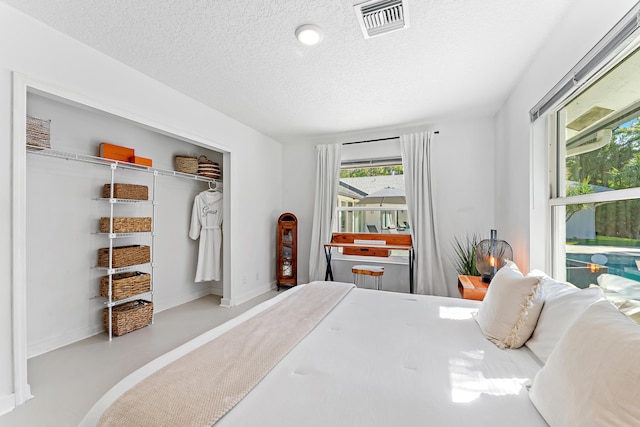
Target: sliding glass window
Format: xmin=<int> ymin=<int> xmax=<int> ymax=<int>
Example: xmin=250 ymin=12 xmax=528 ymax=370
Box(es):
xmin=551 ymin=42 xmax=640 ymax=316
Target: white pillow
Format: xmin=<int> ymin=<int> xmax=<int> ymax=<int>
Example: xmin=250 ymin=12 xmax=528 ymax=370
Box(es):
xmin=526 ymin=270 xmax=579 ymax=297
xmin=525 ymin=278 xmax=603 ymax=362
xmin=529 ymin=301 xmax=640 ymax=426
xmin=475 ymin=261 xmax=543 ymax=349
xmin=618 ymin=299 xmax=640 ymax=321
xmin=598 ymin=273 xmax=640 ymax=299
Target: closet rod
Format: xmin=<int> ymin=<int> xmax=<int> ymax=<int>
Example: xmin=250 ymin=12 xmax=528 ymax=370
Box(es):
xmin=342 ymin=131 xmax=440 ymax=145
xmin=26 ymin=146 xmax=222 ymax=184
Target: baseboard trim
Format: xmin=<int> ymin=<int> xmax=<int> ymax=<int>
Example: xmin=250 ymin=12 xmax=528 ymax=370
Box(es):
xmin=222 ymin=281 xmax=277 ymax=307
xmin=155 ymin=288 xmax=213 ymax=313
xmin=0 ymin=386 xmax=32 ymax=415
xmin=0 ymin=393 xmax=14 ymax=416
xmin=28 ymin=289 xmax=214 ymax=358
xmin=28 ymin=324 xmax=102 ymax=359
xmin=211 ymin=283 xmax=223 ymax=296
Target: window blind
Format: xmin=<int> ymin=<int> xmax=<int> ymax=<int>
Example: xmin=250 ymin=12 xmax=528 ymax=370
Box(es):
xmin=529 ymin=6 xmax=640 ymax=122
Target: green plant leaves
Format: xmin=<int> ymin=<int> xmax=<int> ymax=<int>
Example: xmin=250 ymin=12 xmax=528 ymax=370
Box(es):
xmin=452 ymin=234 xmax=480 ymax=276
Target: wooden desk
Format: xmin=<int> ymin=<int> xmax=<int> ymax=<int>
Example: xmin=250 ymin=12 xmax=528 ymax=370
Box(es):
xmin=458 ymin=275 xmax=489 ymax=300
xmin=324 ymin=233 xmax=414 ymax=293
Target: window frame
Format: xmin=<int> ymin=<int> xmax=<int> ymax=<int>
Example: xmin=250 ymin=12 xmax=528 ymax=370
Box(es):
xmin=334 ymin=157 xmax=410 ymax=262
xmin=548 ymin=34 xmax=640 ymax=281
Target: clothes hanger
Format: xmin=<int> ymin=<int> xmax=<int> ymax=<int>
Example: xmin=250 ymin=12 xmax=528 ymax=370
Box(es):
xmin=207 ymin=181 xmax=222 ymax=192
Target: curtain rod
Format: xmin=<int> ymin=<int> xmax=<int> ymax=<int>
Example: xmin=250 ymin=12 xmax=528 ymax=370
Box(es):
xmin=342 ymin=131 xmax=439 ymax=145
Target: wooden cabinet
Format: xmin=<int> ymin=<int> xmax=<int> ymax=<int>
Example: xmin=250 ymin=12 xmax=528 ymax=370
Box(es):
xmin=277 ymin=213 xmax=297 ymax=290
xmin=458 ymin=275 xmax=489 ymax=301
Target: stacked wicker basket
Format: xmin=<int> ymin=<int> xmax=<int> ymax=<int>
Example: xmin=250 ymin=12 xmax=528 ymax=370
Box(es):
xmin=97 ymin=245 xmax=151 ymax=268
xmin=104 ymin=300 xmax=153 ymax=337
xmin=197 ymin=156 xmax=221 ymax=179
xmin=99 ymin=182 xmax=154 ymax=337
xmin=100 ymin=272 xmax=151 ymax=301
xmin=174 ymin=154 xmax=221 ymax=180
xmin=99 ymin=217 xmax=152 ymax=233
xmin=26 ymin=115 xmax=51 ymax=149
xmin=102 ymin=183 xmax=148 ymax=200
xmin=174 ymin=155 xmax=199 ymax=175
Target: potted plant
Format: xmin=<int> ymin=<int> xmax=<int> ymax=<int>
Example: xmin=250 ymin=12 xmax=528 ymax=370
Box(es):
xmin=451 ymin=234 xmax=480 ymax=276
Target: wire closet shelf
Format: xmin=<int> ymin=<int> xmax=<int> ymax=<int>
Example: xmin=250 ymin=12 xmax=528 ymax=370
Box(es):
xmin=25 ymin=146 xmax=222 ymax=184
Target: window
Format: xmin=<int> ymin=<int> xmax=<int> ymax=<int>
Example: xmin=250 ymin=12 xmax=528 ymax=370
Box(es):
xmin=335 ymin=158 xmax=410 ymax=257
xmin=550 ymin=42 xmax=640 ymax=314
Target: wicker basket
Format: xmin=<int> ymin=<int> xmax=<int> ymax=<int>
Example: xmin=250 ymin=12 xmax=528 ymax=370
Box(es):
xmin=198 ymin=156 xmax=221 ymax=179
xmin=104 ymin=300 xmax=153 ymax=336
xmin=175 ymin=156 xmax=198 ymax=174
xmin=26 ymin=115 xmax=51 ymax=149
xmin=99 ymin=217 xmax=152 ymax=233
xmin=98 ymin=245 xmax=151 ymax=268
xmin=102 ymin=183 xmax=148 ymax=200
xmin=100 ymin=272 xmax=151 ymax=301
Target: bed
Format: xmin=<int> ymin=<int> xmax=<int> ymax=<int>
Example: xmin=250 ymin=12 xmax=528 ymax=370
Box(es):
xmin=80 ymin=263 xmax=640 ymax=427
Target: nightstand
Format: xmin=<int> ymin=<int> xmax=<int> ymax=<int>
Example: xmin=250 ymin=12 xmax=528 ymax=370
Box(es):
xmin=458 ymin=275 xmax=489 ymax=301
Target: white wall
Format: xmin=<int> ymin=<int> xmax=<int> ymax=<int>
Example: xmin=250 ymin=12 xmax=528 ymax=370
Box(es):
xmin=0 ymin=3 xmax=282 ymax=411
xmin=282 ymin=115 xmax=497 ymax=294
xmin=26 ymin=93 xmax=225 ymax=357
xmin=494 ymin=0 xmax=639 ymax=273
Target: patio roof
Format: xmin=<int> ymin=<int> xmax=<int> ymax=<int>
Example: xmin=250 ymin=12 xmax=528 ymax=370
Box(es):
xmin=340 ymin=175 xmax=405 ymax=196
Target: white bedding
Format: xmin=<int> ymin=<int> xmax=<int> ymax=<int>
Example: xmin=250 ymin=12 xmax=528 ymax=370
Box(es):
xmin=82 ymin=283 xmax=546 ymax=426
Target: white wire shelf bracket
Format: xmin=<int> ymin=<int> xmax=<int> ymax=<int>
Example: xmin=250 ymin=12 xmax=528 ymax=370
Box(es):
xmin=102 ymin=291 xmax=153 ymax=308
xmin=94 ymin=232 xmax=154 ymax=239
xmin=26 ymin=146 xmax=222 ymax=184
xmin=94 ymin=197 xmax=155 ymax=205
xmin=95 ymin=263 xmax=152 ymax=275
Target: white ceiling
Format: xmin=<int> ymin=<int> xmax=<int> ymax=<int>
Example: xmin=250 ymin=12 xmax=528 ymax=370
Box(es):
xmin=3 ymin=0 xmax=572 ymax=143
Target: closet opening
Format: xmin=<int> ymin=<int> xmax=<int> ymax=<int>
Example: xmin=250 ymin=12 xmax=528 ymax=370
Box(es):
xmin=11 ymin=74 xmax=232 ymax=405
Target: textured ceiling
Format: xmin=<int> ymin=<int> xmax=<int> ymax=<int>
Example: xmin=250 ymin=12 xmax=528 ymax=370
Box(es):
xmin=2 ymin=0 xmax=572 ymax=142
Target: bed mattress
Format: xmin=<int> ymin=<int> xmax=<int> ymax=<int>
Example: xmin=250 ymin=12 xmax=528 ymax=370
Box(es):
xmin=82 ymin=283 xmax=547 ymax=426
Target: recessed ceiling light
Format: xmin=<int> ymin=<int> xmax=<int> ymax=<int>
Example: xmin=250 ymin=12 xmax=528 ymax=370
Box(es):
xmin=295 ymin=24 xmax=324 ymax=46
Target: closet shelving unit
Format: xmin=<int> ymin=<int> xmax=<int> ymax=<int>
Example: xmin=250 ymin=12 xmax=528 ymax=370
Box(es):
xmin=26 ymin=146 xmax=222 ymax=340
xmin=98 ymin=162 xmax=156 ymax=340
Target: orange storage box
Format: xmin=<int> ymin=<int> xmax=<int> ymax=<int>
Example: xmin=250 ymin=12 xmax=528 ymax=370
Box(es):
xmin=99 ymin=142 xmax=134 ymax=162
xmin=129 ymin=156 xmax=152 ymax=167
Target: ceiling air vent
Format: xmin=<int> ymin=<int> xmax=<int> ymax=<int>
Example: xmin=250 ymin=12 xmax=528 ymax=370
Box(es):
xmin=355 ymin=0 xmax=409 ymax=39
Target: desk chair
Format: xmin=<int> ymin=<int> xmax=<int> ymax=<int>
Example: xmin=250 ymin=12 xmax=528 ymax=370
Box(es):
xmin=352 ymin=265 xmax=384 ymax=290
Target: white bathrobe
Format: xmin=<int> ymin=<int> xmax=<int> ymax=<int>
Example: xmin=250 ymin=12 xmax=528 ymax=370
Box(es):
xmin=189 ymin=190 xmax=223 ymax=282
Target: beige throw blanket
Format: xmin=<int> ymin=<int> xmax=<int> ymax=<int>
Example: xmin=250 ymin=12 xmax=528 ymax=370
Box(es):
xmin=98 ymin=281 xmax=354 ymax=427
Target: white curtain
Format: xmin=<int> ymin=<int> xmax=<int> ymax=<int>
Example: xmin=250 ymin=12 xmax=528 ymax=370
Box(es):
xmin=308 ymin=143 xmax=342 ymax=282
xmin=401 ymin=132 xmax=449 ymax=296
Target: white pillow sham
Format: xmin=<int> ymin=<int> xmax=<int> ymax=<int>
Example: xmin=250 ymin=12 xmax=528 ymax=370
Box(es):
xmin=529 ymin=300 xmax=640 ymax=426
xmin=525 ymin=277 xmax=603 ymax=362
xmin=475 ymin=261 xmax=542 ymax=349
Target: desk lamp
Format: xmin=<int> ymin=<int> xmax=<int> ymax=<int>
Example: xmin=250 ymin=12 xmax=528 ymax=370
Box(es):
xmin=475 ymin=229 xmax=513 ymax=283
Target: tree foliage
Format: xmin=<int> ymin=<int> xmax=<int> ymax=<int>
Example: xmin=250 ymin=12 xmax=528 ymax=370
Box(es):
xmin=340 ymin=166 xmax=403 ymax=178
xmin=566 ymin=177 xmax=595 ymax=222
xmin=566 ymin=118 xmax=640 ymax=238
xmin=566 ymin=118 xmax=640 ymax=189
